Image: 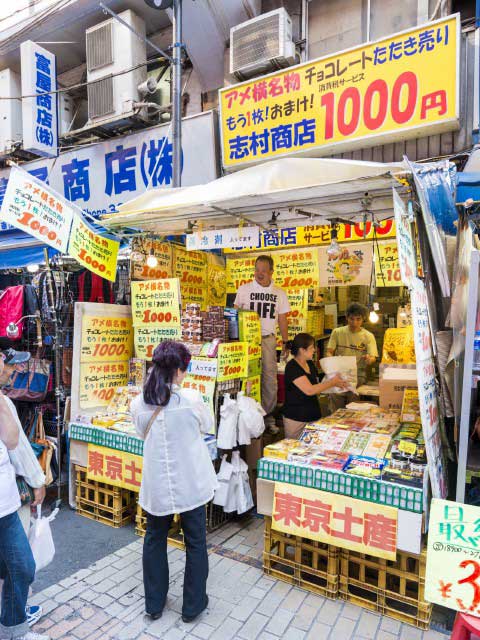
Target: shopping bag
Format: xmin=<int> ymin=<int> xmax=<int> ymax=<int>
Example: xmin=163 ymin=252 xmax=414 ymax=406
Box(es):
xmin=237 ymin=392 xmax=265 ymax=444
xmin=4 ymin=358 xmax=51 ymax=402
xmin=28 ymin=505 xmax=59 ymax=573
xmin=213 ymin=455 xmax=233 ymax=507
xmin=237 ymin=470 xmax=254 ymax=515
xmin=217 ymin=394 xmax=239 ymax=450
xmin=319 ymin=356 xmax=357 ymax=393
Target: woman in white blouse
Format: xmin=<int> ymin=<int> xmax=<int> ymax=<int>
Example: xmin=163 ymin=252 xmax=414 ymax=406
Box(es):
xmin=130 ymin=341 xmax=217 ymax=624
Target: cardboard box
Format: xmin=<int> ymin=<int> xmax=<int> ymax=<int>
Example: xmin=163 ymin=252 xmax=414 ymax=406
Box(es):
xmin=379 ymin=364 xmax=417 ymax=411
xmin=246 ymin=436 xmax=263 ymax=470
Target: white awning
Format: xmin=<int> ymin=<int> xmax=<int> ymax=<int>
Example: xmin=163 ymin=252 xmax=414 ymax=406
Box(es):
xmin=102 ymin=157 xmax=408 ymax=235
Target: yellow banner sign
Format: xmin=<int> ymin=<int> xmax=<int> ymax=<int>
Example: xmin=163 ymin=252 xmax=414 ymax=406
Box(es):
xmin=426 ymin=499 xmax=480 ymax=616
xmin=217 ymin=342 xmax=248 ymax=381
xmin=220 ymin=15 xmax=459 ymax=168
xmin=174 ymin=246 xmax=208 ymax=309
xmin=131 ymin=279 xmax=181 ymax=327
xmin=68 ymin=214 xmax=119 ymax=282
xmin=239 ymin=311 xmax=261 ymax=345
xmin=375 ymin=241 xmax=401 ymax=287
xmin=182 ymin=375 xmax=216 ymax=421
xmin=134 ymin=325 xmax=182 ymax=361
xmin=131 ymin=238 xmax=173 ymax=281
xmin=318 ymin=242 xmax=373 ymax=287
xmin=207 ymin=262 xmax=227 ymax=307
xmin=87 ymin=444 xmax=143 ymax=492
xmin=224 ymin=220 xmax=396 ymax=253
xmin=79 ymin=361 xmax=129 ymax=409
xmin=227 ymin=255 xmax=257 ymax=293
xmin=80 ymin=316 xmax=133 ymax=362
xmin=248 ymin=343 xmax=262 ymax=361
xmin=272 ymin=482 xmax=398 ymax=560
xmin=244 ymin=375 xmax=261 ymax=403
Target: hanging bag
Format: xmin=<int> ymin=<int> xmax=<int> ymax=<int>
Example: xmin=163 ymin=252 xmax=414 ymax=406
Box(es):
xmin=30 ymin=412 xmax=55 ymax=486
xmin=4 ymin=358 xmax=51 ymax=402
xmin=29 ymin=504 xmax=59 ymax=573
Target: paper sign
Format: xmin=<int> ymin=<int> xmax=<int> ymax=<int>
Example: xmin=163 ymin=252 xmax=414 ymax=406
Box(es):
xmin=80 ymin=316 xmax=133 ymax=362
xmin=393 ymin=189 xmax=416 ymax=286
xmin=425 ymin=499 xmax=480 ymax=615
xmin=410 ymin=277 xmax=433 ymax=362
xmin=319 ymin=242 xmax=373 ymax=287
xmin=0 ymin=167 xmax=73 ymax=252
xmin=244 ymin=375 xmax=261 ymax=403
xmin=217 ymin=342 xmax=248 ymax=381
xmin=131 ymin=279 xmax=181 ymax=327
xmin=87 ymin=444 xmax=143 ymax=492
xmin=375 ymin=241 xmax=400 ymax=287
xmin=239 ymin=312 xmax=261 ymax=345
xmin=272 ymin=482 xmax=398 ymax=560
xmin=207 ymin=261 xmax=227 ymax=306
xmin=79 ymin=361 xmax=129 ymax=409
xmin=69 ymin=214 xmax=120 ymax=282
xmin=188 ymin=357 xmax=218 ymax=379
xmin=134 ymin=325 xmax=182 ymax=361
xmin=174 ymin=246 xmax=208 ymax=309
xmin=220 ymin=15 xmax=459 ymax=168
xmin=227 ymin=256 xmax=257 ymax=293
xmin=131 ymin=238 xmax=173 ymax=281
xmin=186 ymin=226 xmax=260 ymax=251
xmin=182 ymin=375 xmax=216 ymax=420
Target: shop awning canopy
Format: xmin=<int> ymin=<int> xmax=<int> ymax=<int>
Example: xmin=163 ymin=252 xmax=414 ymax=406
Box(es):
xmin=0 ymin=231 xmax=57 ymax=269
xmin=102 ymin=157 xmax=408 ymax=235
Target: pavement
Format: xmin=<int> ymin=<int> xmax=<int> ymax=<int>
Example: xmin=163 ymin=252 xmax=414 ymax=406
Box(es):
xmin=26 ymin=512 xmax=452 ymax=640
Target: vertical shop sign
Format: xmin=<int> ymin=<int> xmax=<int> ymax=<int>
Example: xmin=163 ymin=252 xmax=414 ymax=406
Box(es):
xmin=393 ymin=189 xmax=416 ymax=286
xmin=318 ymin=242 xmax=373 ymax=287
xmin=426 ymin=499 xmax=480 ymax=616
xmin=272 ymin=483 xmax=398 ymax=560
xmin=21 ymin=41 xmax=58 ymax=158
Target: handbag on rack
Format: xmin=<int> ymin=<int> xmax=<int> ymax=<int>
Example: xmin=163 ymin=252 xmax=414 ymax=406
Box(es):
xmin=4 ymin=358 xmax=51 ymax=402
xmin=27 ymin=411 xmax=55 ymax=486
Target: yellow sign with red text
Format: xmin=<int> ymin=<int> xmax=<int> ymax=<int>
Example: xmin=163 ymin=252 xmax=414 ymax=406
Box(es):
xmin=87 ymin=444 xmax=143 ymax=492
xmin=217 ymin=342 xmax=248 ymax=381
xmin=79 ymin=361 xmax=129 ymax=409
xmin=220 ymin=16 xmax=459 ymax=167
xmin=375 ymin=241 xmax=401 ymax=287
xmin=80 ymin=316 xmax=133 ymax=362
xmin=69 ymin=215 xmax=120 ymax=282
xmin=272 ymin=482 xmax=398 ymax=560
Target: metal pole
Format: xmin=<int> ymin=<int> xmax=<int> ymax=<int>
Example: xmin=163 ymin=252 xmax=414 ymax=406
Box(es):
xmin=172 ymin=0 xmax=182 ymax=188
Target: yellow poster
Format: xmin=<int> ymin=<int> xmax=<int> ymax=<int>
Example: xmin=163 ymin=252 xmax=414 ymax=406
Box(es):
xmin=375 ymin=241 xmax=401 ymax=287
xmin=80 ymin=316 xmax=133 ymax=362
xmin=79 ymin=361 xmax=129 ymax=409
xmin=272 ymin=483 xmax=398 ymax=560
xmin=134 ymin=325 xmax=182 ymax=361
xmin=174 ymin=246 xmax=208 ymax=309
xmin=224 ymin=220 xmax=396 ymax=253
xmin=87 ymin=444 xmax=143 ymax=492
xmin=182 ymin=375 xmax=216 ymax=422
xmin=382 ymin=326 xmax=416 ymax=364
xmin=286 ymin=289 xmax=309 ymax=319
xmin=217 ymin=342 xmax=248 ymax=381
xmin=239 ymin=311 xmax=261 ymax=345
xmin=68 ymin=214 xmax=119 ymax=282
xmin=207 ymin=262 xmax=227 ymax=306
xmin=130 ymin=238 xmax=173 ymax=281
xmin=426 ymin=499 xmax=480 ymax=616
xmin=220 ymin=16 xmax=459 ymax=168
xmin=226 ymin=255 xmax=257 ymax=294
xmin=244 ymin=375 xmax=261 ymax=403
xmin=131 ymin=279 xmax=181 ymax=327
xmin=248 ymin=343 xmax=262 ymax=361
xmin=318 ymin=242 xmax=373 ymax=287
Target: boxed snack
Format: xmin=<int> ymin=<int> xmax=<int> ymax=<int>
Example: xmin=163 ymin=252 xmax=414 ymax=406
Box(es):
xmin=344 ymin=455 xmax=386 ymax=478
xmin=263 ymin=439 xmax=299 ymax=460
xmin=341 ymin=431 xmax=370 ymax=456
xmin=362 ymin=433 xmax=391 ymax=459
xmin=401 ymin=388 xmax=421 ymax=424
xmin=310 ymin=452 xmax=350 ymax=470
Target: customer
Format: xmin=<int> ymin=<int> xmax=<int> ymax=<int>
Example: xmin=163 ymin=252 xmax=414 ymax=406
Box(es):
xmin=282 ymin=333 xmax=347 ymax=439
xmin=130 ymin=341 xmax=216 ymax=624
xmin=0 ymin=348 xmax=49 ymax=640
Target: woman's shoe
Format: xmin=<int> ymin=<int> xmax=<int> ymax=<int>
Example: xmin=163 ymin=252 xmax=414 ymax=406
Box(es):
xmin=181 ymin=596 xmax=209 ymax=623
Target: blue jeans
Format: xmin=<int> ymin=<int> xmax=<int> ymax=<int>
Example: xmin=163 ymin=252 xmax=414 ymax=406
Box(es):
xmin=143 ymin=504 xmax=208 ymax=618
xmin=0 ymin=511 xmax=35 ymax=639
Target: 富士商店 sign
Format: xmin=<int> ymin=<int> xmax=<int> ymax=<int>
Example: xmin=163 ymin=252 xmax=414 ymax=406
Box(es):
xmin=219 ymin=15 xmax=459 ymax=168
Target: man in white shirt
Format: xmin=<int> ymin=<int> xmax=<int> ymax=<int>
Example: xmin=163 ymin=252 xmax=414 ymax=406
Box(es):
xmin=234 ymin=255 xmax=290 ymax=433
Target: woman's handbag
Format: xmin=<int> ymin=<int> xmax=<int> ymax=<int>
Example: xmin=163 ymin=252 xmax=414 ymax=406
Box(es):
xmin=27 ymin=412 xmax=55 ymax=486
xmin=4 ymin=358 xmax=51 ymax=402
xmin=16 ymin=476 xmax=34 ymax=506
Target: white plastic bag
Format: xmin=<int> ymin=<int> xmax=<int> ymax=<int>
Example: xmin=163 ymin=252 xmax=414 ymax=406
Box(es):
xmin=237 ymin=392 xmax=265 ymax=445
xmin=237 ymin=469 xmax=254 ymax=515
xmin=319 ymin=356 xmax=357 ymax=393
xmin=217 ymin=394 xmax=239 ymax=450
xmin=223 ymin=452 xmax=253 ymax=515
xmin=213 ymin=455 xmax=233 ymax=507
xmin=28 ymin=505 xmax=58 ymax=573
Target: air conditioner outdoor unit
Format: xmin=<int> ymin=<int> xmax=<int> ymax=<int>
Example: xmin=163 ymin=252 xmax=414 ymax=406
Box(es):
xmin=85 ymin=9 xmax=147 ymax=123
xmin=230 ymin=8 xmax=296 ymax=81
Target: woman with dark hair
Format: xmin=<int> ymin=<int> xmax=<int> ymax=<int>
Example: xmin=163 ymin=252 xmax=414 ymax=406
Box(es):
xmin=130 ymin=341 xmax=217 ymax=624
xmin=282 ymin=333 xmax=347 ymax=439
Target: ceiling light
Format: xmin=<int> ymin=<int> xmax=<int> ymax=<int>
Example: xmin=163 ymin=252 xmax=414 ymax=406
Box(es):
xmin=327 ymin=225 xmax=341 ymax=259
xmin=146 ymin=248 xmax=158 ymax=268
xmin=369 ymin=302 xmax=380 ymax=324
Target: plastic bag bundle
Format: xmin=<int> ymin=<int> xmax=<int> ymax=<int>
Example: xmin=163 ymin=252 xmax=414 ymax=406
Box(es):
xmin=28 ymin=504 xmax=59 ymax=573
xmin=213 ymin=454 xmax=233 ymax=507
xmin=237 ymin=391 xmax=266 ymax=445
xmin=223 ymin=451 xmax=254 ymax=515
xmin=319 ymin=356 xmax=357 ymax=393
xmin=217 ymin=394 xmax=239 ymax=450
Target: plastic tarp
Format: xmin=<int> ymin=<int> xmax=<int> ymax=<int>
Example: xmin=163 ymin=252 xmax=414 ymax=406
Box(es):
xmin=0 ymin=231 xmax=57 ymax=269
xmin=102 ymin=157 xmax=406 ymax=234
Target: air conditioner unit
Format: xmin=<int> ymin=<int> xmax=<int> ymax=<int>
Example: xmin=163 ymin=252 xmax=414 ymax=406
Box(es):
xmin=230 ymin=8 xmax=296 ymax=81
xmin=59 ymin=92 xmax=74 ymax=136
xmin=86 ymin=9 xmax=147 ymax=123
xmin=0 ymin=69 xmax=22 ymax=156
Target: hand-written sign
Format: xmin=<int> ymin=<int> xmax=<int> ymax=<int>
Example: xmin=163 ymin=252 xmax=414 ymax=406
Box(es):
xmin=131 ymin=279 xmax=181 ymax=327
xmin=239 ymin=311 xmax=261 ymax=345
xmin=87 ymin=444 xmax=143 ymax=492
xmin=182 ymin=374 xmax=216 ymax=419
xmin=134 ymin=325 xmax=182 ymax=361
xmin=220 ymin=15 xmax=459 ymax=167
xmin=272 ymin=482 xmax=398 ymax=560
xmin=375 ymin=241 xmax=400 ymax=287
xmin=68 ymin=214 xmax=119 ymax=282
xmin=173 ymin=246 xmax=208 ymax=309
xmin=217 ymin=342 xmax=248 ymax=381
xmin=244 ymin=375 xmax=261 ymax=403
xmin=130 ymin=238 xmax=173 ymax=281
xmin=0 ymin=166 xmax=73 ymax=252
xmin=426 ymin=499 xmax=480 ymax=616
xmin=79 ymin=361 xmax=129 ymax=409
xmin=80 ymin=316 xmax=133 ymax=362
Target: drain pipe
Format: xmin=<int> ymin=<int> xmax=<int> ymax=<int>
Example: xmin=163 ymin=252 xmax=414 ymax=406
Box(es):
xmin=301 ymin=0 xmax=309 ymax=62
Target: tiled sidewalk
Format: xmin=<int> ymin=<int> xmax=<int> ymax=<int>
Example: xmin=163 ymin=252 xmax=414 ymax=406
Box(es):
xmin=29 ymin=517 xmax=449 ymax=640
